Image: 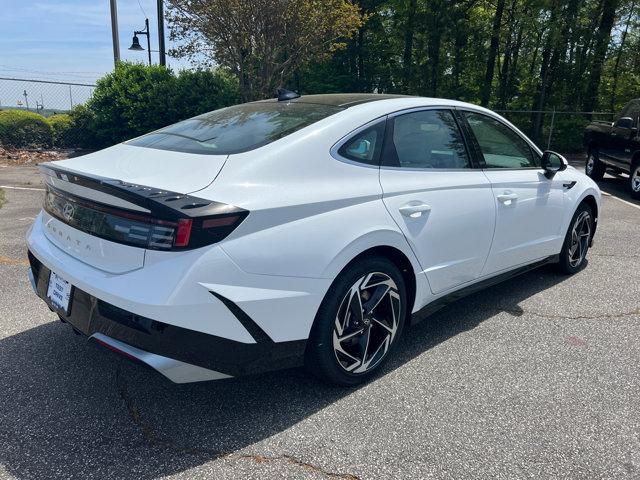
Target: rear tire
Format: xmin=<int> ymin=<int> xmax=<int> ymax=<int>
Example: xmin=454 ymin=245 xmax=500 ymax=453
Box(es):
xmin=585 ymin=149 xmax=606 ymax=181
xmin=305 ymin=256 xmax=407 ymax=386
xmin=629 ymin=162 xmax=640 ymax=200
xmin=557 ymin=203 xmax=593 ymax=274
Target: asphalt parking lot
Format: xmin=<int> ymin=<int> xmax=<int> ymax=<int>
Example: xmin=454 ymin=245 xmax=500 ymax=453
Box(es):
xmin=0 ymin=159 xmax=639 ymax=479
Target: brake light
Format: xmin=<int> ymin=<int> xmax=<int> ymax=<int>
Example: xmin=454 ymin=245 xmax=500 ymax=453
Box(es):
xmin=174 ymin=219 xmax=193 ymax=247
xmin=43 ymin=185 xmax=249 ymax=251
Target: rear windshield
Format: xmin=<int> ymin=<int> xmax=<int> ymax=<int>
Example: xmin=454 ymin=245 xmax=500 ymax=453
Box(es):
xmin=127 ymin=102 xmax=343 ymax=155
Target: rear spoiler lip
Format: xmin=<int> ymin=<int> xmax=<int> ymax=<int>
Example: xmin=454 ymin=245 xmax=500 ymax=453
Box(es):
xmin=38 ymin=162 xmax=244 ymax=221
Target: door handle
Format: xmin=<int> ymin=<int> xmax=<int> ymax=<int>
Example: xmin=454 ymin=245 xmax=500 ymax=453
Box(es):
xmin=399 ymin=202 xmax=432 ymax=218
xmin=497 ymin=192 xmax=518 ymax=204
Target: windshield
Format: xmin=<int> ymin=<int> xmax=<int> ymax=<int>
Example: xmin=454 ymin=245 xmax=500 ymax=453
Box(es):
xmin=127 ymin=102 xmax=343 ymax=155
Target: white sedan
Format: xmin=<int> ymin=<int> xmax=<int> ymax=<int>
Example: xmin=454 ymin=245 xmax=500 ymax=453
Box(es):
xmin=26 ymin=92 xmax=600 ymax=385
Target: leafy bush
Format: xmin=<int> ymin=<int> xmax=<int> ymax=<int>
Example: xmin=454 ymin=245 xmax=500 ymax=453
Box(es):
xmin=87 ymin=62 xmax=177 ymax=147
xmin=0 ymin=110 xmax=53 ymax=148
xmin=48 ymin=114 xmax=73 ymax=148
xmin=172 ymin=69 xmax=240 ymax=119
xmin=67 ymin=105 xmax=99 ymax=149
xmin=85 ymin=62 xmax=240 ymax=149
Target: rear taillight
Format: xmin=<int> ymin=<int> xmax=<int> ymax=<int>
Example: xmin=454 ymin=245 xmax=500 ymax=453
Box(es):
xmin=43 ymin=185 xmax=248 ymax=251
xmin=174 ymin=219 xmax=193 ymax=247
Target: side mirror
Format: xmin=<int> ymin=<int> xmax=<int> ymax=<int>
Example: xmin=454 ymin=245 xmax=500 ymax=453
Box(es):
xmin=541 ymin=150 xmax=568 ymax=178
xmin=615 ymin=116 xmax=635 ymax=129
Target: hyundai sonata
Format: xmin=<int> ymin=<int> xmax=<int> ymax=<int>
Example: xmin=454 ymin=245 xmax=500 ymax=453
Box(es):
xmin=26 ymin=93 xmax=601 ymax=385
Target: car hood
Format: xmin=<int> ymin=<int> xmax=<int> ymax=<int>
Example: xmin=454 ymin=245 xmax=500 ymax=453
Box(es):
xmin=50 ymin=143 xmax=228 ymax=194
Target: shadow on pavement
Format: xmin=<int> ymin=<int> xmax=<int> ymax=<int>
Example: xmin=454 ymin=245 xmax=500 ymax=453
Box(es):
xmin=0 ymin=264 xmax=571 ymax=479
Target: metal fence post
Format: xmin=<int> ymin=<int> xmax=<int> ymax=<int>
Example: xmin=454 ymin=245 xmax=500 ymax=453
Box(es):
xmin=69 ymin=85 xmax=74 ymax=109
xmin=547 ymin=108 xmax=556 ymax=150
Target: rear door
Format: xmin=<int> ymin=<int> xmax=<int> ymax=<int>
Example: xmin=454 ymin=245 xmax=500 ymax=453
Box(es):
xmin=379 ymin=108 xmax=495 ymax=295
xmin=460 ymin=110 xmax=565 ymax=276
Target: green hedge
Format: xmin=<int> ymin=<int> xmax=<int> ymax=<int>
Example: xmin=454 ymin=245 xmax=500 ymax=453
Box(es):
xmin=82 ymin=62 xmax=240 ymax=149
xmin=48 ymin=114 xmax=74 ymax=148
xmin=0 ymin=110 xmax=53 ymax=148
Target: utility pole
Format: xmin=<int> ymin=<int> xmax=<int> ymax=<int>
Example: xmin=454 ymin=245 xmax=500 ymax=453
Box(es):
xmin=23 ymin=90 xmax=29 ymax=110
xmin=157 ymin=0 xmax=166 ymax=66
xmin=110 ymin=0 xmax=120 ymax=66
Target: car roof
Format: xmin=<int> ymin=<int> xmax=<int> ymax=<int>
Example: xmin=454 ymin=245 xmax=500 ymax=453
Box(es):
xmin=255 ymin=93 xmax=415 ymax=108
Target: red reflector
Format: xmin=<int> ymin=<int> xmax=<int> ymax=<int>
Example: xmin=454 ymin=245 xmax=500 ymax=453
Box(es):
xmin=202 ymin=215 xmax=240 ymax=229
xmin=174 ymin=218 xmax=193 ymax=247
xmin=94 ymin=339 xmax=139 ymax=362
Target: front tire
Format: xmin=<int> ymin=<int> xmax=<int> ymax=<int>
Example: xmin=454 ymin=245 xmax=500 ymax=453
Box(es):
xmin=557 ymin=203 xmax=593 ymax=274
xmin=629 ymin=163 xmax=640 ymax=200
xmin=585 ymin=149 xmax=606 ymax=181
xmin=305 ymin=256 xmax=407 ymax=386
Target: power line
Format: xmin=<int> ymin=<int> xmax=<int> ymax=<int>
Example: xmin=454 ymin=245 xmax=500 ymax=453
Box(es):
xmin=136 ymin=0 xmax=148 ymax=18
xmin=0 ymin=77 xmax=96 ymax=87
xmin=0 ymin=64 xmax=103 ymax=76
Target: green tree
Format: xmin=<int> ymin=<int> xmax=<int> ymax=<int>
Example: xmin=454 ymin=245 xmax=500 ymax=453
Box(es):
xmin=166 ymin=0 xmax=364 ymax=101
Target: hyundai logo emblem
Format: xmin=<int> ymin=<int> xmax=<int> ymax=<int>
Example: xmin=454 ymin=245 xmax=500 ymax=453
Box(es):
xmin=62 ymin=202 xmax=75 ymax=221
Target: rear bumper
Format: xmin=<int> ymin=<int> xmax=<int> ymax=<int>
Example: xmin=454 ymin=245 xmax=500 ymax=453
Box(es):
xmin=27 ymin=250 xmax=307 ymax=382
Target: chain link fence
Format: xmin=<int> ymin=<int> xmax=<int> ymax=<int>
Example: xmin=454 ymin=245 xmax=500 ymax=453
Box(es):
xmin=0 ymin=77 xmax=96 ymax=150
xmin=0 ymin=77 xmax=95 ymax=115
xmin=496 ymin=109 xmax=615 ymax=154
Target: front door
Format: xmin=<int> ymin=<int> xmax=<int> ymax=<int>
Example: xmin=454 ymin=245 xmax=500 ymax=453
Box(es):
xmin=461 ymin=111 xmax=565 ymax=275
xmin=379 ymin=109 xmax=495 ymax=295
xmin=608 ymin=101 xmax=640 ymax=169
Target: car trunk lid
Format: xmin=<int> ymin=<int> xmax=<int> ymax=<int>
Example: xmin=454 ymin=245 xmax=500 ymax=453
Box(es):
xmin=49 ymin=144 xmax=228 ymax=194
xmin=38 ymin=146 xmax=246 ymax=274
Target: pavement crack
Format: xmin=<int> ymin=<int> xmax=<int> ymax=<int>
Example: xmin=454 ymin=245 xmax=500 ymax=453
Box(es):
xmin=115 ymin=366 xmax=359 ymax=479
xmin=116 ymin=365 xmax=207 ymax=456
xmin=591 ymin=253 xmax=640 ymax=259
xmin=499 ymin=306 xmax=640 ymax=321
xmin=230 ymin=453 xmax=360 ymax=479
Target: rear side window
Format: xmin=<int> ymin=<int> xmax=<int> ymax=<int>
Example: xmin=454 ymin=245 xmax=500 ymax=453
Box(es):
xmin=386 ymin=109 xmax=470 ymax=169
xmin=127 ymin=102 xmax=343 ymax=155
xmin=464 ymin=112 xmax=537 ymax=168
xmin=337 ymin=120 xmax=386 ymax=166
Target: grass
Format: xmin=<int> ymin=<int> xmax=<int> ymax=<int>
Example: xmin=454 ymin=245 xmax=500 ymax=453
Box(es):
xmin=0 ymin=188 xmax=5 ymax=209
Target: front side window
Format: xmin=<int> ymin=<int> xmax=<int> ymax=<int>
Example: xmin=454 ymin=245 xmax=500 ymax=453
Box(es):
xmin=337 ymin=120 xmax=385 ymax=166
xmin=127 ymin=102 xmax=343 ymax=155
xmin=464 ymin=112 xmax=537 ymax=168
xmin=387 ymin=109 xmax=470 ymax=169
xmin=616 ymin=101 xmax=640 ymax=126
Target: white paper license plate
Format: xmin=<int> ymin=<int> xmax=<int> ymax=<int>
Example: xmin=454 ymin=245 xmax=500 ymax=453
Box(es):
xmin=47 ymin=271 xmax=72 ymax=313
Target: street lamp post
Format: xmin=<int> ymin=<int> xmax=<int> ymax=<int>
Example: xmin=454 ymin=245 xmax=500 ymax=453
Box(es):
xmin=129 ymin=18 xmax=152 ymax=66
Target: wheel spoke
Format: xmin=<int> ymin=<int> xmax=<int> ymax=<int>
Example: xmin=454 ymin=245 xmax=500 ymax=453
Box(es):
xmin=336 ymin=328 xmax=365 ymax=343
xmin=569 ymin=241 xmax=578 ymax=256
xmin=371 ymin=316 xmax=395 ymax=334
xmin=358 ymin=327 xmax=371 ymax=366
xmin=363 ymin=283 xmax=391 ymax=316
xmin=335 ymin=282 xmax=363 ymax=336
xmin=356 ymin=335 xmax=390 ymax=373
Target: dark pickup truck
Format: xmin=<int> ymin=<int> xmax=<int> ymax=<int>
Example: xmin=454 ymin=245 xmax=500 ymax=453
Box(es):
xmin=584 ymin=99 xmax=640 ymax=198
